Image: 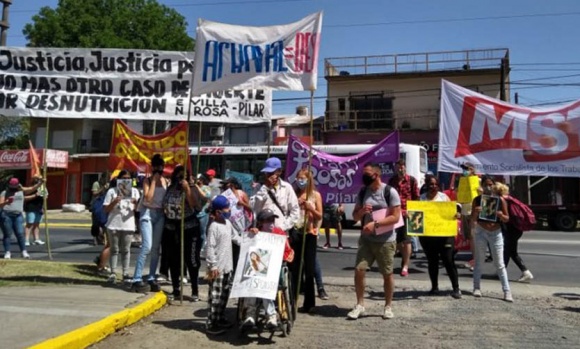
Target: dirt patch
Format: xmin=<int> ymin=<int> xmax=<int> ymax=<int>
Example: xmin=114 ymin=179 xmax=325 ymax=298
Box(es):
xmin=91 ymin=280 xmax=580 ymax=349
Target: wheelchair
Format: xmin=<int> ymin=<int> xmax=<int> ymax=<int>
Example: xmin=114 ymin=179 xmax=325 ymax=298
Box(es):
xmin=236 ymin=263 xmax=296 ymax=338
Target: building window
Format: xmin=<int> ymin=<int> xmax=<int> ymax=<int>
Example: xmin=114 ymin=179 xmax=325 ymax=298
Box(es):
xmin=349 ymin=93 xmax=394 ymax=130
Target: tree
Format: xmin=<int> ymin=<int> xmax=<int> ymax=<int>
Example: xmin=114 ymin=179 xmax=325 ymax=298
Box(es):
xmin=23 ymin=0 xmax=194 ymax=51
xmin=0 ymin=116 xmax=29 ymax=149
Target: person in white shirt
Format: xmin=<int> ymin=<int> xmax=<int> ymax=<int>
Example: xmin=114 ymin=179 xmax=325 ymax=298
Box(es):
xmin=103 ymin=170 xmax=141 ymax=283
xmin=251 ymin=157 xmax=300 ymax=233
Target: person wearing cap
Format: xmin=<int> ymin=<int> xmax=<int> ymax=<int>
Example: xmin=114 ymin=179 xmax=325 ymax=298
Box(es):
xmin=252 ymin=157 xmax=300 ymax=235
xmin=206 ymin=169 xmax=222 ymax=199
xmin=1 ymin=177 xmax=43 ymax=259
xmin=205 ymin=195 xmax=244 ymax=335
xmin=240 ymin=209 xmax=295 ymax=331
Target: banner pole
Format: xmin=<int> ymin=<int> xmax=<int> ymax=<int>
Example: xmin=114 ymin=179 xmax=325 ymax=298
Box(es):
xmin=295 ymin=90 xmax=315 ymax=304
xmin=42 ymin=117 xmax=52 ymax=260
xmin=196 ymin=121 xmax=202 ymax=175
xmin=267 ymin=119 xmax=272 ymax=158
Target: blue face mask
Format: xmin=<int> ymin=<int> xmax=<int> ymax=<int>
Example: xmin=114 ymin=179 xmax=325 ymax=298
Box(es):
xmin=221 ymin=211 xmax=231 ymax=220
xmin=297 ymin=179 xmax=307 ymax=189
xmin=462 ymin=170 xmax=469 ymax=176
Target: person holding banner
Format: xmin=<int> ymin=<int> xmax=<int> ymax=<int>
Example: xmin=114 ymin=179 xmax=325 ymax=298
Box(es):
xmin=470 ymin=176 xmax=513 ymax=302
xmin=348 ymin=163 xmax=401 ymax=320
xmin=291 ymin=169 xmax=323 ymax=314
xmin=131 ymin=154 xmax=168 ymax=293
xmin=160 ymin=165 xmax=202 ymax=299
xmin=419 ymin=176 xmax=462 ymax=299
xmin=457 ymin=162 xmax=480 ymax=271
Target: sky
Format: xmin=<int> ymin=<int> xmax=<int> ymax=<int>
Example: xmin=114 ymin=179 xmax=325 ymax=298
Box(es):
xmin=5 ymin=0 xmax=580 ymax=116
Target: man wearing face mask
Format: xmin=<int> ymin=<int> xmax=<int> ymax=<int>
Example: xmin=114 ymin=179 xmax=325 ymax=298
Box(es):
xmin=251 ymin=157 xmax=300 ymax=235
xmin=388 ymin=159 xmax=419 ymax=277
xmin=348 ymin=163 xmax=401 ymax=320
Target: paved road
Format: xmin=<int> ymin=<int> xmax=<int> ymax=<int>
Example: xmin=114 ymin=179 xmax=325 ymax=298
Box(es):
xmin=19 ymin=226 xmax=580 ymax=288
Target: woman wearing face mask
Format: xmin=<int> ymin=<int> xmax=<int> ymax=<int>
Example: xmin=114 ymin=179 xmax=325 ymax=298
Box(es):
xmin=291 ymin=169 xmax=323 ymax=314
xmin=470 ymin=175 xmax=513 ymax=302
xmin=419 ymin=176 xmax=461 ymax=299
xmin=131 ymin=153 xmax=168 ymax=293
xmin=160 ymin=165 xmax=202 ymax=300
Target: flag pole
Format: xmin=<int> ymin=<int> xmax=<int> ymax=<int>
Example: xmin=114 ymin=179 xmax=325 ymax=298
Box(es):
xmin=295 ymin=89 xmax=315 ymax=304
xmin=196 ymin=121 xmax=202 ymax=175
xmin=42 ymin=118 xmax=52 ymax=260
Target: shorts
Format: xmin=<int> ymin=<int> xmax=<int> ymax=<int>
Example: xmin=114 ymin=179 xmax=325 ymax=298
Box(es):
xmin=355 ymin=238 xmax=396 ymax=275
xmin=26 ymin=211 xmax=43 ymax=225
xmin=323 ymin=206 xmax=342 ymax=225
xmin=396 ymin=220 xmax=412 ymax=244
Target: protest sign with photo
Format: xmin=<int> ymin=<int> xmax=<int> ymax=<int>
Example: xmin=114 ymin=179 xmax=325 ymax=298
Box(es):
xmin=221 ymin=188 xmax=249 ymax=234
xmin=230 ymin=232 xmax=286 ymax=300
xmin=406 ymin=201 xmax=457 ymax=237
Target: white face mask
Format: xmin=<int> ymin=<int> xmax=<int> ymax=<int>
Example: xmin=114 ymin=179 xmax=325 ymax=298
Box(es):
xmin=262 ymin=222 xmax=274 ymax=232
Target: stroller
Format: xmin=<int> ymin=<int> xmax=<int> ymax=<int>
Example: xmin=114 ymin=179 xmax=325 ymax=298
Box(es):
xmin=236 ymin=262 xmax=295 ymax=338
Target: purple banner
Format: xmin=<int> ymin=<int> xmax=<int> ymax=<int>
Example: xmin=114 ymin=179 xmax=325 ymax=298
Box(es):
xmin=285 ymin=132 xmax=400 ymax=204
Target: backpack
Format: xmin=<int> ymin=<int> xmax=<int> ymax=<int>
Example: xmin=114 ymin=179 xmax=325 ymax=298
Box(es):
xmin=505 ymin=195 xmax=536 ymax=231
xmin=357 ymin=184 xmax=392 ymax=207
xmin=91 ymin=195 xmax=108 ymax=227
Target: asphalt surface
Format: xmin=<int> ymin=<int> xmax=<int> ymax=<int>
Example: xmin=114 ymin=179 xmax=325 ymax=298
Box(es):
xmin=22 ymin=224 xmax=580 ymax=288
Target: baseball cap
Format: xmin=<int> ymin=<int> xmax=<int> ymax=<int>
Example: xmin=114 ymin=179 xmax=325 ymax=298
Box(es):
xmin=206 ymin=169 xmax=216 ymax=177
xmin=257 ymin=209 xmax=279 ymax=222
xmin=261 ymin=157 xmax=282 ymax=173
xmin=8 ymin=178 xmax=19 ymax=188
xmin=460 ymin=162 xmax=475 ymax=170
xmin=211 ymin=195 xmax=230 ymax=210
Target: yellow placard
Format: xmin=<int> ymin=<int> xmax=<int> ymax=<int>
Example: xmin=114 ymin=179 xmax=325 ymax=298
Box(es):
xmin=406 ymin=201 xmax=457 ymax=237
xmin=457 ymin=176 xmax=480 ymax=204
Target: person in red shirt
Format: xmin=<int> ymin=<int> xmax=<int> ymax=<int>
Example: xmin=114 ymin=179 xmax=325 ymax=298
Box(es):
xmin=241 ymin=209 xmax=294 ymax=330
xmin=388 ymin=159 xmax=419 ymax=277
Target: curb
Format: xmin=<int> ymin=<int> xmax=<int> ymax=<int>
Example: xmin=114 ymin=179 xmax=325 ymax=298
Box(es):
xmin=28 ymin=292 xmax=167 ymax=349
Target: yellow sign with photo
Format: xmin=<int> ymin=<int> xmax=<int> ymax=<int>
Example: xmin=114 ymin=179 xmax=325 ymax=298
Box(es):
xmin=407 ymin=201 xmax=457 ymax=237
xmin=457 ymin=176 xmax=480 ymax=203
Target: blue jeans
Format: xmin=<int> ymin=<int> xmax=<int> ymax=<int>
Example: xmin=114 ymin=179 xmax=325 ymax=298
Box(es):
xmin=133 ymin=207 xmax=165 ymax=282
xmin=315 ymin=254 xmax=324 ymax=291
xmin=197 ymin=212 xmax=209 ymax=249
xmin=473 ymin=225 xmax=511 ymax=293
xmin=2 ymin=212 xmax=26 ymax=253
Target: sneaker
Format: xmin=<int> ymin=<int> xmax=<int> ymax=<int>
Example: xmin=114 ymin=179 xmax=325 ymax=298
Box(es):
xmin=266 ymin=315 xmax=278 ymax=330
xmin=149 ymin=281 xmax=161 ymax=292
xmin=473 ymin=289 xmax=482 ymax=298
xmin=172 ymin=289 xmax=181 ymax=299
xmin=518 ymin=270 xmax=534 ymax=282
xmin=123 ymin=274 xmax=132 ymax=283
xmin=206 ymin=325 xmax=226 ymax=335
xmin=400 ymin=268 xmax=409 ymax=277
xmin=382 ymin=306 xmax=394 ymax=319
xmin=181 ymin=277 xmax=189 ymax=284
xmin=337 ymin=244 xmax=344 ymax=250
xmin=298 ymin=306 xmax=315 ymax=314
xmin=97 ymin=268 xmax=110 ymax=277
xmin=4 ymin=251 xmax=11 ymax=259
xmin=318 ymin=288 xmax=329 ymax=300
xmin=485 ymin=256 xmax=493 ymax=263
xmin=156 ymin=274 xmax=168 ymax=282
xmin=22 ymin=251 xmax=30 ymax=259
xmin=410 ymin=253 xmax=417 ymax=260
xmin=25 ymin=241 xmax=30 ymax=247
xmin=504 ymin=291 xmax=514 ymax=303
xmin=451 ymin=289 xmax=462 ymax=299
xmin=217 ymin=318 xmax=234 ymax=329
xmin=241 ymin=317 xmax=255 ymax=330
xmin=323 ymin=242 xmax=330 ymax=249
xmin=347 ymin=304 xmax=365 ymax=320
xmin=108 ymin=273 xmax=117 ymax=284
xmin=131 ymin=281 xmax=150 ymax=293
xmin=33 ymin=240 xmax=45 ymax=245
xmin=191 ymin=293 xmax=199 ymax=302
xmin=428 ymin=288 xmax=440 ymax=296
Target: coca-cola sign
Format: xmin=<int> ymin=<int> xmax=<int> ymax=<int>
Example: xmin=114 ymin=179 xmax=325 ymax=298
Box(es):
xmin=0 ymin=150 xmax=31 ymax=169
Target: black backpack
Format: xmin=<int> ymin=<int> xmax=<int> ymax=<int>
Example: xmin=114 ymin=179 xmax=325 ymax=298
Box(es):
xmin=357 ymin=184 xmax=392 ymax=207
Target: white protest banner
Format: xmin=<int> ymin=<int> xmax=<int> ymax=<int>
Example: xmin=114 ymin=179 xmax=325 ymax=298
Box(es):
xmin=221 ymin=189 xmax=247 ymax=233
xmin=192 ymin=11 xmax=323 ymax=95
xmin=230 ymin=232 xmax=286 ymax=300
xmin=439 ymin=80 xmax=580 ymax=177
xmin=0 ymin=47 xmax=271 ymax=122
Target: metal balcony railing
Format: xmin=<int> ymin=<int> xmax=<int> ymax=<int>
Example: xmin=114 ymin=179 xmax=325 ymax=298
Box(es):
xmin=325 ymin=48 xmax=509 ymax=77
xmin=323 ymin=109 xmax=440 ymax=132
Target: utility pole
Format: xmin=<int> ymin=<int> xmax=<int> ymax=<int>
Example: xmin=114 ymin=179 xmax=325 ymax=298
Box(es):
xmin=514 ymin=92 xmax=519 ymax=104
xmin=499 ymin=57 xmax=508 ymax=102
xmin=0 ymin=0 xmax=11 ymax=46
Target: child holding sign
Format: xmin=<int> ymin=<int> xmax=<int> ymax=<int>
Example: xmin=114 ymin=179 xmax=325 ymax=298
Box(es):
xmin=240 ymin=209 xmax=294 ymax=331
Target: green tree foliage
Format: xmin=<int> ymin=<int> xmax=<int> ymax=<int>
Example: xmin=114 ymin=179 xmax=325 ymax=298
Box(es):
xmin=0 ymin=116 xmax=29 ymax=149
xmin=23 ymin=0 xmax=194 ymax=51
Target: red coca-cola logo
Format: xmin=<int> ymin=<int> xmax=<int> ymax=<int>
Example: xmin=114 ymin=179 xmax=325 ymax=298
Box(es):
xmin=0 ymin=150 xmax=29 ymax=163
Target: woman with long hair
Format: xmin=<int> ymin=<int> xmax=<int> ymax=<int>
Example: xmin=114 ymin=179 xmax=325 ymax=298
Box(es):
xmin=495 ymin=183 xmax=534 ymax=283
xmin=291 ymin=168 xmax=323 ymax=314
xmin=161 ymin=165 xmax=202 ymax=300
xmin=419 ymin=175 xmax=461 ymax=299
xmin=471 ymin=175 xmax=513 ymax=302
xmin=131 ymin=154 xmax=168 ymax=292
